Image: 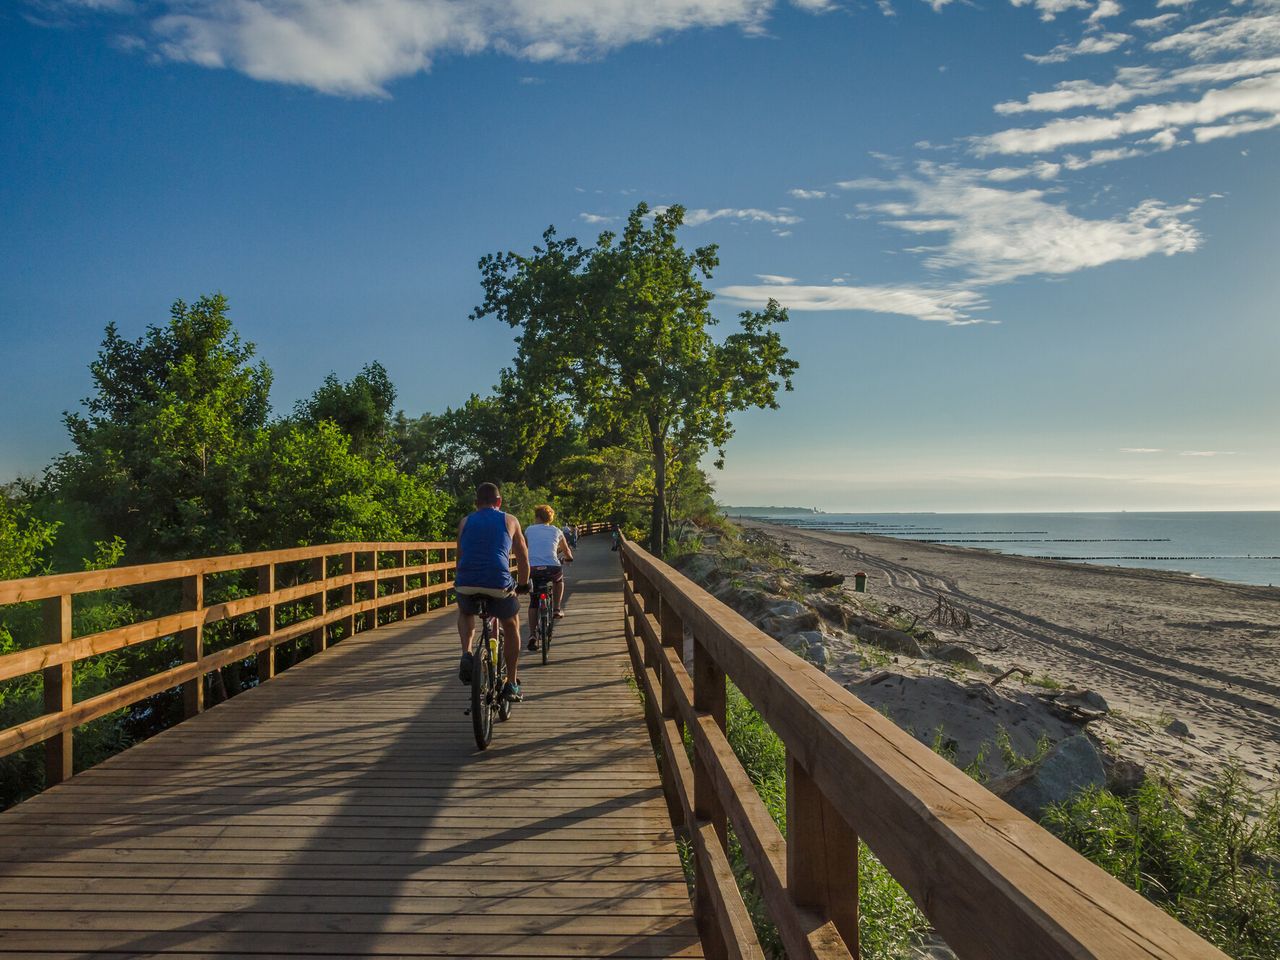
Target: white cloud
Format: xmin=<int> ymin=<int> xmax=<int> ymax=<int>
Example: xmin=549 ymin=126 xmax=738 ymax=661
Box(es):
xmin=842 ymin=164 xmax=1201 ymax=284
xmin=877 ymin=0 xmax=896 ymax=15
xmin=1087 ymin=0 xmax=1121 ymax=23
xmin=1156 ymin=0 xmax=1196 ymax=7
xmin=1149 ymin=10 xmax=1280 ymax=60
xmin=682 ymin=207 xmax=802 ymax=226
xmin=1009 ymin=0 xmax=1092 ymax=22
xmin=578 ymin=212 xmax=615 ymax=224
xmin=975 ymin=73 xmax=1280 ymax=154
xmin=1180 ymin=450 xmax=1237 ymax=456
xmin=52 ymin=0 xmax=832 ymax=96
xmin=719 ymin=282 xmax=990 ymax=324
xmin=755 ymin=273 xmax=797 ymax=283
xmin=994 ymin=59 xmax=1280 ymax=115
xmin=921 ymin=0 xmax=955 ymax=12
xmin=788 ymin=188 xmax=830 ymax=199
xmin=1120 ymin=447 xmax=1164 ymax=453
xmin=1194 ymin=112 xmax=1280 ymax=139
xmin=1133 ymin=12 xmax=1179 ymax=30
xmin=1026 ymin=31 xmax=1131 ymax=65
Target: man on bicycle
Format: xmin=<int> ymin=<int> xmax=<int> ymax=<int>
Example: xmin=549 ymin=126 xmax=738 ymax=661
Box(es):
xmin=454 ymin=482 xmax=531 ymax=702
xmin=525 ymin=504 xmax=574 ymax=650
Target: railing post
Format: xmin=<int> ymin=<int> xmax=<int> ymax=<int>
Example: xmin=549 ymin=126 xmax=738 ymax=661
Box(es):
xmin=787 ymin=752 xmax=859 ymax=955
xmin=368 ymin=550 xmax=380 ymax=630
xmin=692 ymin=627 xmax=730 ymax=960
xmin=42 ymin=595 xmax=73 ymax=787
xmin=180 ymin=574 xmax=204 ymax=718
xmin=398 ymin=549 xmax=408 ymax=621
xmin=256 ymin=563 xmax=275 ymax=682
xmin=344 ymin=550 xmax=356 ymax=638
xmin=312 ymin=556 xmax=327 ymax=654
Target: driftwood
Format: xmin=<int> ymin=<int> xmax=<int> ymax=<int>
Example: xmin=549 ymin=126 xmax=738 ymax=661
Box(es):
xmin=991 ymin=666 xmax=1033 ymax=688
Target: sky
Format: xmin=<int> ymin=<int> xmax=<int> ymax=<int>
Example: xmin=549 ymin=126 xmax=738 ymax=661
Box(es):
xmin=2 ymin=0 xmax=1278 ymax=512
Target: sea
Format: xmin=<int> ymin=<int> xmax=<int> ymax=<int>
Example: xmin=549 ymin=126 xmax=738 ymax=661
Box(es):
xmin=733 ymin=511 xmax=1280 ymax=588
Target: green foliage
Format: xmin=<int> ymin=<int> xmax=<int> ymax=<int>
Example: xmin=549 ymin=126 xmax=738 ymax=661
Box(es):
xmin=245 ymin=421 xmax=451 ymax=547
xmin=471 ymin=202 xmax=797 ymax=553
xmin=1043 ymin=766 xmax=1280 ymax=959
xmin=51 ymin=294 xmax=271 ymax=562
xmin=294 ymin=361 xmax=397 ymax=458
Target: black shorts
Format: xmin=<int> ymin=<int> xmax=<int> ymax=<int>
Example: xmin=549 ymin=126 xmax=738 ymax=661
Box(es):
xmin=456 ymin=591 xmax=519 ymax=620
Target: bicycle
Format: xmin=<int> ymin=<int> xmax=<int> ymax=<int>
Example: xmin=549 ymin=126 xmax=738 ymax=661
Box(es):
xmin=531 ymin=558 xmax=571 ymax=665
xmin=466 ymin=595 xmax=513 ymax=750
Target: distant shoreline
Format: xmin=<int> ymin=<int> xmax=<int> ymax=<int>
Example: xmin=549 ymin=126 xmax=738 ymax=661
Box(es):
xmin=743 ymin=518 xmax=1280 ymax=793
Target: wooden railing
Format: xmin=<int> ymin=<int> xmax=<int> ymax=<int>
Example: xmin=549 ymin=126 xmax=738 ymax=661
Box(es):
xmin=0 ymin=541 xmax=457 ymax=791
xmin=578 ymin=521 xmax=612 ymax=536
xmin=620 ymin=537 xmax=1228 ymax=960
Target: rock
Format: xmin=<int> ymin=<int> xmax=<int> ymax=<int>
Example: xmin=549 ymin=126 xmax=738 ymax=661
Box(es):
xmin=989 ymin=734 xmax=1106 ymax=819
xmin=678 ymin=554 xmax=720 ymax=586
xmin=852 ymin=624 xmax=925 ymax=658
xmin=1104 ymin=756 xmax=1146 ymax=795
xmin=1165 ymin=718 xmax=1193 ymax=738
xmin=811 ymin=598 xmax=858 ymax=630
xmin=757 ymin=598 xmax=821 ymax=638
xmin=786 ymin=629 xmax=825 ymax=652
xmin=808 ymin=643 xmax=829 ymax=667
xmin=800 ymin=570 xmax=845 ymax=589
xmin=931 ymin=643 xmax=982 ymax=669
xmin=1052 ymin=688 xmax=1110 ymax=721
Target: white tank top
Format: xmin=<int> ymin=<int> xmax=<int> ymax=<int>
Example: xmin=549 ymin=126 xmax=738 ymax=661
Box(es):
xmin=526 ymin=523 xmax=565 ymax=567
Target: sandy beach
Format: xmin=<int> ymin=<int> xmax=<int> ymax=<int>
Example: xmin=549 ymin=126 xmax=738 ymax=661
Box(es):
xmin=745 ymin=519 xmax=1280 ymax=794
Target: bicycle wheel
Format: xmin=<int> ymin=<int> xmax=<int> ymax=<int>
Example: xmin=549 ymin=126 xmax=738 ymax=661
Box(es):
xmin=540 ymin=597 xmax=550 ymax=665
xmin=471 ymin=624 xmax=494 ymax=750
xmin=497 ymin=633 xmax=513 ymax=722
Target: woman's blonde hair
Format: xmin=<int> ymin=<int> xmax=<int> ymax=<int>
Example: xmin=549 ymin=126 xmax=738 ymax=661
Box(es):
xmin=534 ymin=504 xmax=555 ymax=524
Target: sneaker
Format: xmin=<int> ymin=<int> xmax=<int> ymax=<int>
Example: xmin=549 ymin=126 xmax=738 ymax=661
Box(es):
xmin=527 ymin=635 xmax=540 ymax=652
xmin=458 ymin=652 xmax=473 ymax=685
xmin=554 ymin=609 xmax=565 ymax=619
xmin=502 ymin=680 xmax=523 ymax=703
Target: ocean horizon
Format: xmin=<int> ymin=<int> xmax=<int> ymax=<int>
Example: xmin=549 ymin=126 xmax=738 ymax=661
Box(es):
xmin=733 ymin=510 xmax=1280 ymax=588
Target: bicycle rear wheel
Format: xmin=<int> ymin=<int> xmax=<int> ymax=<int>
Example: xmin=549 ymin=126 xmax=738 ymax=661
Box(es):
xmin=540 ymin=598 xmax=551 ymax=665
xmin=497 ymin=635 xmax=513 ymax=722
xmin=471 ymin=625 xmax=494 ymax=750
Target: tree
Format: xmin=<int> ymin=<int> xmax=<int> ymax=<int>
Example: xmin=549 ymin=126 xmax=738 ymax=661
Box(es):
xmin=472 ymin=203 xmax=798 ymax=553
xmin=294 ymin=361 xmax=397 ymax=458
xmin=51 ymin=295 xmax=271 ymax=561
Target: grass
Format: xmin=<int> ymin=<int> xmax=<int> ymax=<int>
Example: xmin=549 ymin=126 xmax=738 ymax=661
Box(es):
xmin=1043 ymin=764 xmax=1280 ymax=960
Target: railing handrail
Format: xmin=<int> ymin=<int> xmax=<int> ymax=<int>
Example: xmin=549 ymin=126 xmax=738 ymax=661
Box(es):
xmin=619 ymin=536 xmax=1228 ymax=960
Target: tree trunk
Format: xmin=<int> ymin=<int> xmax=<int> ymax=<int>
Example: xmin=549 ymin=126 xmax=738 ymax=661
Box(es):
xmin=649 ymin=422 xmax=667 ymax=557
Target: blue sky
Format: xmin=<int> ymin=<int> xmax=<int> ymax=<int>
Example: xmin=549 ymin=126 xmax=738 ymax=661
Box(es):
xmin=2 ymin=0 xmax=1278 ymax=511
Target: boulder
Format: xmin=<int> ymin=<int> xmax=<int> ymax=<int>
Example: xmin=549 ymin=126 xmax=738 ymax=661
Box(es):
xmin=852 ymin=624 xmax=925 ymax=658
xmin=989 ymin=734 xmax=1106 ymax=819
xmin=1051 ymin=688 xmax=1110 ymax=721
xmin=800 ymin=570 xmax=845 ymax=589
xmin=931 ymin=643 xmax=982 ymax=669
xmin=1104 ymin=756 xmax=1146 ymax=795
xmin=678 ymin=554 xmax=720 ymax=587
xmin=757 ymin=598 xmax=821 ymax=638
xmin=1165 ymin=718 xmax=1193 ymax=738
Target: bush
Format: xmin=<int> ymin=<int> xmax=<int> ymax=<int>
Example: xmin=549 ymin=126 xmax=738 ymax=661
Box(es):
xmin=1043 ymin=765 xmax=1280 ymax=960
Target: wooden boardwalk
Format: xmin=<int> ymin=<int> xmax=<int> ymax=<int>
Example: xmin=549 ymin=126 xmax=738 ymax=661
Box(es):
xmin=0 ymin=538 xmax=702 ymax=959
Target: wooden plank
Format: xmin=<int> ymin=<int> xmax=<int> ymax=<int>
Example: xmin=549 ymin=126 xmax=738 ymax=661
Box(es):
xmin=0 ymin=538 xmax=703 ymax=959
xmin=787 ymin=753 xmax=859 ymax=957
xmin=180 ymin=573 xmax=204 ymax=719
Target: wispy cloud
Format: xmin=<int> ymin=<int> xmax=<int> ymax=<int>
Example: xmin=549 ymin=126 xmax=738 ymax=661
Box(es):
xmin=1180 ymin=450 xmax=1237 ymax=457
xmin=788 ymin=188 xmax=830 ymax=199
xmin=39 ymin=0 xmax=832 ymax=96
xmin=1120 ymin=447 xmax=1163 ymax=453
xmin=1009 ymin=0 xmax=1092 ymax=23
xmin=719 ymin=281 xmax=991 ymax=324
xmin=755 ymin=273 xmax=797 ymax=284
xmin=1026 ymin=31 xmax=1130 ymax=65
xmin=840 ymin=163 xmax=1201 ymax=284
xmin=682 ymin=207 xmax=802 ymax=226
xmin=578 ymin=212 xmax=615 ymax=225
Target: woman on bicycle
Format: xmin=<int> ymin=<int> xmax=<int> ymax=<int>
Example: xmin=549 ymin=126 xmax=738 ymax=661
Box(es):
xmin=525 ymin=504 xmax=573 ymax=650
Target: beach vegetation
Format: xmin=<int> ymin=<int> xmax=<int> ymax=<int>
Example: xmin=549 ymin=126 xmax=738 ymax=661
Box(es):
xmin=1043 ymin=764 xmax=1280 ymax=960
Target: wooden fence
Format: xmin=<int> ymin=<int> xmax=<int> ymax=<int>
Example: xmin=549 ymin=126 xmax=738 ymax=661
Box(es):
xmin=0 ymin=541 xmax=457 ymax=791
xmin=620 ymin=537 xmax=1228 ymax=960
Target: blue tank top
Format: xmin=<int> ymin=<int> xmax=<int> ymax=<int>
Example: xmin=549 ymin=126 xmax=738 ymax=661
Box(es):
xmin=456 ymin=508 xmax=514 ymax=590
